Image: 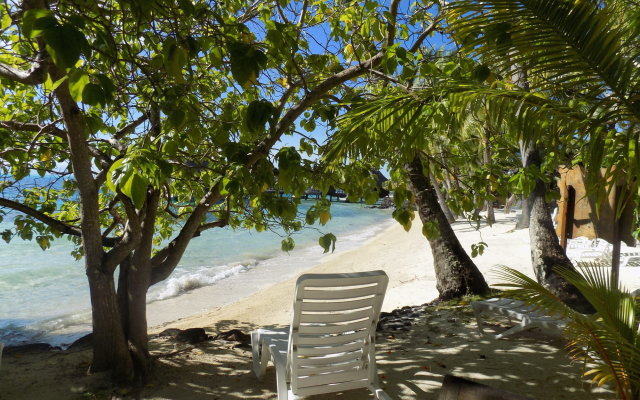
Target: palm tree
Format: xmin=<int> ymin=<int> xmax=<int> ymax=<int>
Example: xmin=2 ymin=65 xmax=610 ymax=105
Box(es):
xmin=495 ymin=266 xmax=640 ymax=400
xmin=325 ymin=61 xmax=501 ymax=300
xmin=440 ymin=0 xmax=640 ymax=309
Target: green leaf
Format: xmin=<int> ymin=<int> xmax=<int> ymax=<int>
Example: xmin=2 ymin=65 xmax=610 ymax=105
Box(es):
xmin=364 ymin=190 xmax=378 ymax=205
xmin=305 ymin=208 xmax=316 ymax=225
xmin=106 ymin=158 xmax=125 ymax=191
xmin=50 ymin=75 xmax=68 ymax=91
xmin=245 ymin=100 xmax=275 ymax=132
xmin=228 ymin=42 xmax=267 ymax=88
xmin=163 ymin=39 xmax=188 ymax=81
xmin=82 ymin=83 xmax=105 ymax=107
xmin=392 ymin=208 xmax=414 ymax=231
xmin=318 ymin=210 xmax=331 ymax=225
xmin=121 ymin=173 xmax=148 ymax=209
xmin=299 ymin=139 xmax=313 ymax=156
xmin=162 ymin=140 xmax=179 ymax=156
xmin=36 ymin=235 xmax=50 ymax=250
xmin=421 ymin=221 xmax=440 ymax=239
xmin=168 ymin=109 xmax=186 ymax=130
xmin=96 ymin=74 xmax=115 ymax=102
xmin=22 ymin=9 xmax=56 ymax=38
xmin=1 ymin=229 xmax=11 ymax=243
xmin=472 ymin=64 xmax=491 ymax=82
xmin=68 ymin=70 xmax=90 ymax=102
xmin=1 ymin=12 xmax=12 ymax=30
xmin=43 ymin=24 xmax=87 ymax=68
xmin=281 ymin=237 xmax=295 ymax=252
xmin=318 ymin=233 xmax=337 ymax=253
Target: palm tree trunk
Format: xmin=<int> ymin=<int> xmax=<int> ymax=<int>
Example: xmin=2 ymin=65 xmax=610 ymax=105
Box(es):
xmin=407 ymin=155 xmax=490 ymax=300
xmin=526 ymin=149 xmax=593 ymax=313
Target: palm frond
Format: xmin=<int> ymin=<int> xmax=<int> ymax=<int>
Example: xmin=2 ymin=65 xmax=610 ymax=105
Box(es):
xmin=446 ymin=0 xmax=640 ymax=124
xmin=496 ymin=265 xmax=640 ymax=398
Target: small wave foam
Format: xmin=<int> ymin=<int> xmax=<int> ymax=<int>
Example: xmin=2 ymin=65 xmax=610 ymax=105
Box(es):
xmin=149 ymin=262 xmax=257 ymax=302
xmin=0 ymin=310 xmax=92 ymax=348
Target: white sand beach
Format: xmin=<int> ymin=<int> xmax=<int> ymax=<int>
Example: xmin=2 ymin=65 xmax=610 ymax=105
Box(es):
xmin=2 ymin=211 xmax=636 ymax=399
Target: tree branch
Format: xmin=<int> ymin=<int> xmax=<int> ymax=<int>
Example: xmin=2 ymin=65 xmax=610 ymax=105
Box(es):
xmin=0 ymin=196 xmax=82 ymax=236
xmin=386 ymin=0 xmax=401 ymax=47
xmin=148 ymin=0 xmax=419 ymax=287
xmin=0 ymin=49 xmax=48 ymax=85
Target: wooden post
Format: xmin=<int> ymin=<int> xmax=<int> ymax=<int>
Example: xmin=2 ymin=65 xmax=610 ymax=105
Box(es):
xmin=557 ymin=177 xmax=569 ymax=249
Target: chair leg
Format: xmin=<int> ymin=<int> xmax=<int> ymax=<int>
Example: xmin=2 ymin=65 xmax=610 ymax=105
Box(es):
xmin=251 ymin=331 xmax=271 ymax=380
xmin=369 ymin=383 xmax=392 ymax=400
xmin=471 ymin=304 xmax=486 ymax=336
xmin=494 ymin=319 xmax=528 ymax=340
xmin=274 ymin=359 xmax=289 ymax=400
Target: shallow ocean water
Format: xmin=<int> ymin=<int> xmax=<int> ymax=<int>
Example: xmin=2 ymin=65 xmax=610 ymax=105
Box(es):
xmin=0 ymin=200 xmax=393 ymax=347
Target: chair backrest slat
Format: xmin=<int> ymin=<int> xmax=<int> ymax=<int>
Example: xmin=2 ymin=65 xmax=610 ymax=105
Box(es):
xmin=299 ymin=308 xmax=373 ymax=324
xmin=288 ymin=270 xmax=388 ymax=397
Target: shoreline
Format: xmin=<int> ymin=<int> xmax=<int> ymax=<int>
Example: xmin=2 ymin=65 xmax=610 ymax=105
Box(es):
xmin=1 ymin=210 xmax=628 ymax=400
xmin=146 ymin=214 xmax=398 ymax=333
xmin=150 ymin=212 xmax=523 ymax=333
xmin=1 ymin=209 xmax=396 ymax=349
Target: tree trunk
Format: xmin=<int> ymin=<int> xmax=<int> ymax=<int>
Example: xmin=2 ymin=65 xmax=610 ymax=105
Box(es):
xmin=51 ymin=64 xmax=136 ymax=380
xmin=526 ymin=149 xmax=593 ymax=313
xmin=515 ymin=195 xmax=531 ymax=229
xmin=407 ymin=155 xmax=490 ymax=300
xmin=503 ymin=194 xmax=517 ymax=214
xmin=515 ymin=138 xmax=534 ymax=230
xmin=133 ymin=189 xmax=161 ymax=380
xmin=482 ymin=127 xmax=495 ymax=225
xmin=430 ymin=172 xmax=456 ymax=224
xmin=87 ymin=269 xmax=134 ymax=381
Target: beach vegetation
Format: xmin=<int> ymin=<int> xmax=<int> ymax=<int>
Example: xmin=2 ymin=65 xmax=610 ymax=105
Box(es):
xmin=444 ymin=0 xmax=639 ymax=310
xmin=0 ymin=0 xmax=435 ymax=385
xmin=496 ymin=266 xmax=640 ymax=400
xmin=326 ymin=54 xmax=494 ymax=300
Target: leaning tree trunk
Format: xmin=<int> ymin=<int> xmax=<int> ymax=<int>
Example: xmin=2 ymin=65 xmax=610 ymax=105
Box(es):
xmin=515 ymin=140 xmax=533 ymax=229
xmin=503 ymin=193 xmax=517 ymax=214
xmin=526 ymin=149 xmax=593 ymax=313
xmin=407 ymin=155 xmax=490 ymax=300
xmin=482 ymin=126 xmax=495 ymax=225
xmin=515 ymin=195 xmax=532 ymax=229
xmin=430 ymin=172 xmax=456 ymax=224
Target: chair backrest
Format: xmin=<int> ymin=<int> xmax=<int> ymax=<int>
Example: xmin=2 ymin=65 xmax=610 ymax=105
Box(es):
xmin=287 ymin=270 xmax=388 ymax=397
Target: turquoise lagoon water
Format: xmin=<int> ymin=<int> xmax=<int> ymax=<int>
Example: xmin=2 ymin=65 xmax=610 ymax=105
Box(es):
xmin=0 ymin=201 xmax=393 ymax=347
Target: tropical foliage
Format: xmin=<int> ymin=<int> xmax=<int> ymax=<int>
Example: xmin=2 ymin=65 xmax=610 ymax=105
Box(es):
xmin=0 ymin=0 xmax=438 ymax=381
xmin=445 ymin=0 xmax=640 ymax=202
xmin=495 ymin=267 xmax=640 ymax=400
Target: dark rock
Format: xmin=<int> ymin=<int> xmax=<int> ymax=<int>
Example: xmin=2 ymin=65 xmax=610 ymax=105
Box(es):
xmin=175 ymin=328 xmax=210 ymax=344
xmin=213 ymin=329 xmax=250 ymax=343
xmin=68 ymin=333 xmax=92 ymax=350
xmin=214 ymin=329 xmax=251 ymax=348
xmin=157 ymin=328 xmax=183 ymax=338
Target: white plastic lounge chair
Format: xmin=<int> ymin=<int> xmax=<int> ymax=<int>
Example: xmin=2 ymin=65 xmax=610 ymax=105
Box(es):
xmin=251 ymin=270 xmax=392 ymax=400
xmin=565 ymin=237 xmax=612 ymax=265
xmin=620 ymin=244 xmax=640 ymax=267
xmin=472 ymin=298 xmax=566 ymax=339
